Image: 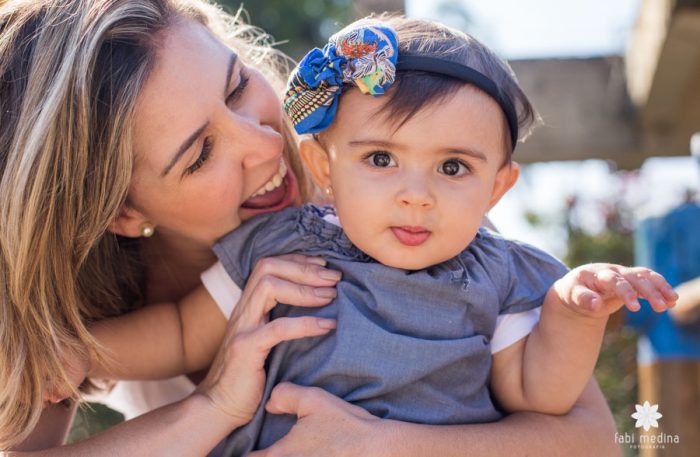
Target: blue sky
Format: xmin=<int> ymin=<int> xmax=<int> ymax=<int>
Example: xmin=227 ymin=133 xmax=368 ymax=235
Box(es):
xmin=406 ymin=0 xmax=642 ymax=59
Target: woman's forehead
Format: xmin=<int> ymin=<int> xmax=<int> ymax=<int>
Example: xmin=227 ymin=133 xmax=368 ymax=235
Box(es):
xmin=131 ymin=20 xmax=234 ymax=174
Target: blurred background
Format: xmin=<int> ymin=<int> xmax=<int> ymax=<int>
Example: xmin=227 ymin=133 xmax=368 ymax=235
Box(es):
xmin=71 ymin=1 xmax=700 ymax=456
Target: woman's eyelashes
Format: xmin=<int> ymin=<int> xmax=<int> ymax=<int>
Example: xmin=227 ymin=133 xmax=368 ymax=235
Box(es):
xmin=184 ymin=71 xmax=250 ymax=176
xmin=226 ymin=71 xmax=250 ymax=107
xmin=185 ymin=137 xmax=213 ymax=175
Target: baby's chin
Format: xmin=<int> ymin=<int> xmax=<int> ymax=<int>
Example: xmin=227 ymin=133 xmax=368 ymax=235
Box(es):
xmin=371 ymin=250 xmax=461 ymax=272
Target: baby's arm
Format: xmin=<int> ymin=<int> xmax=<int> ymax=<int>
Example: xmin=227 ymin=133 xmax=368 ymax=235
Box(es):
xmin=491 ymin=263 xmax=677 ymax=415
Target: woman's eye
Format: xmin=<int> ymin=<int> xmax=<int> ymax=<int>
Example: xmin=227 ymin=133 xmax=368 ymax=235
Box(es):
xmin=439 ymin=159 xmax=469 ymax=177
xmin=185 ymin=137 xmax=213 ymax=175
xmin=226 ymin=72 xmax=249 ymax=106
xmin=366 ymin=151 xmax=396 ymax=168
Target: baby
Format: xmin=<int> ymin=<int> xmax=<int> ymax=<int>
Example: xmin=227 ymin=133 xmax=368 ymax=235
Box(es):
xmin=209 ymin=17 xmax=677 ymax=454
xmin=73 ymin=16 xmax=677 ymax=456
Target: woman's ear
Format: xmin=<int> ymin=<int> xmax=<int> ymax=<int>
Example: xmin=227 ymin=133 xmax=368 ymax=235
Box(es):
xmin=107 ymin=205 xmax=150 ymax=238
xmin=488 ymin=161 xmax=520 ymax=210
xmin=299 ymin=137 xmax=332 ymax=190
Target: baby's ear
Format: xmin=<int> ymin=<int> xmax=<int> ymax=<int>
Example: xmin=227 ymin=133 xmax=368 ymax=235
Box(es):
xmin=299 ymin=136 xmax=332 ymax=190
xmin=488 ymin=161 xmax=520 ymax=210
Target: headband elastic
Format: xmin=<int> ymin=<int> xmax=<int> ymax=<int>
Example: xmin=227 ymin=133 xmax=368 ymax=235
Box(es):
xmin=283 ymin=23 xmax=519 ymax=151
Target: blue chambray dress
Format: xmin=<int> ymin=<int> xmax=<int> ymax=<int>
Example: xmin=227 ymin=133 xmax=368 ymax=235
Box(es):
xmin=210 ymin=204 xmax=568 ymax=456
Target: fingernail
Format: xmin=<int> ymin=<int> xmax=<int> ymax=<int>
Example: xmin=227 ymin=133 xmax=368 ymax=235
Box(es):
xmin=317 ymin=318 xmax=337 ymax=329
xmin=314 ymin=287 xmax=337 ymax=298
xmin=307 ymin=257 xmax=327 ymax=266
xmin=318 ymin=269 xmax=342 ymax=281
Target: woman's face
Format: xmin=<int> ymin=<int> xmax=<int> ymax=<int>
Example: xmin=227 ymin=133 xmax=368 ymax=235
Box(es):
xmin=126 ymin=19 xmax=299 ymax=247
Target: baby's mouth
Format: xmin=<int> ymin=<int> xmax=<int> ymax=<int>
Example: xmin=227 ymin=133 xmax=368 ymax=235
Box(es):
xmin=390 ymin=226 xmax=432 ymax=246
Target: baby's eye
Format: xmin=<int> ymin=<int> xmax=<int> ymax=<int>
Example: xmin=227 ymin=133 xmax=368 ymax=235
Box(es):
xmin=439 ymin=159 xmax=469 ymax=177
xmin=366 ymin=151 xmax=396 ymax=168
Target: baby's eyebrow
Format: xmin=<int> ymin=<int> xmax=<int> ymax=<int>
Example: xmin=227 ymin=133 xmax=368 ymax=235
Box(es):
xmin=443 ymin=148 xmax=488 ymax=162
xmin=348 ymin=140 xmax=398 ymax=149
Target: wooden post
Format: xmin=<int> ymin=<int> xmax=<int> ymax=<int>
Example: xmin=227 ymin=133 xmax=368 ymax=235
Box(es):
xmin=637 ymin=361 xmax=700 ymax=457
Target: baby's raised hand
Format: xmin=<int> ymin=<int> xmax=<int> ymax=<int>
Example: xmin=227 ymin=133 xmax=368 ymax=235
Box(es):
xmin=552 ymin=263 xmax=678 ymax=318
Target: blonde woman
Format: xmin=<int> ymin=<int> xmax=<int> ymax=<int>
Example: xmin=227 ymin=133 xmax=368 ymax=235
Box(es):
xmin=0 ymin=0 xmax=620 ymax=455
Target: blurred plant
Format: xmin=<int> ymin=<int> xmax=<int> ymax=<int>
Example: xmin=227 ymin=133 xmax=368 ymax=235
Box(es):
xmin=221 ymin=0 xmax=352 ymax=60
xmin=67 ymin=403 xmax=124 ymax=444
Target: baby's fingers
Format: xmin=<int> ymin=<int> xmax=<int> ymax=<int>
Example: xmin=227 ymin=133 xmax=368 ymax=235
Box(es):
xmin=623 ymin=268 xmax=673 ymax=312
xmin=594 ymin=268 xmax=640 ymax=311
xmin=647 ymin=270 xmax=679 ymax=305
xmin=570 ymin=283 xmax=604 ymax=312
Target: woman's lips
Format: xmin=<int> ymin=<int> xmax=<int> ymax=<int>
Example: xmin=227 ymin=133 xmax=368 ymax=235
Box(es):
xmin=239 ymin=165 xmax=298 ymax=217
xmin=390 ymin=226 xmax=431 ymax=246
xmin=241 ymin=177 xmax=288 ymax=209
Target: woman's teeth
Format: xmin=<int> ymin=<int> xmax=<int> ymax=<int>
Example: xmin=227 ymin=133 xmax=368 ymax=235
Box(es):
xmin=250 ymin=161 xmax=287 ymax=197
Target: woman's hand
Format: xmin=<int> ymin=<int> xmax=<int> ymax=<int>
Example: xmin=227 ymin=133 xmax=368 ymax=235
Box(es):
xmin=250 ymin=383 xmax=384 ymax=457
xmin=197 ymin=254 xmax=340 ymax=427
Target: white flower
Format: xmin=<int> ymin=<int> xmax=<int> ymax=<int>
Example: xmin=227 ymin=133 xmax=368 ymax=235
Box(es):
xmin=631 ymin=401 xmax=663 ymax=431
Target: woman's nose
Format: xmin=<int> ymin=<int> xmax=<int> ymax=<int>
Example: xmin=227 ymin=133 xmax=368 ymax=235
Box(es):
xmin=222 ymin=110 xmax=284 ymax=168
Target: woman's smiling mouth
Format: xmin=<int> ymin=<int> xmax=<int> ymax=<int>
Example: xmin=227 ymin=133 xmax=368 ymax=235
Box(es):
xmin=240 ymin=160 xmax=297 ymax=213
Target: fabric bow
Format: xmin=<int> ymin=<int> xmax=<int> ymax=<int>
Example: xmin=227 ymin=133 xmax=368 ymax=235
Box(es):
xmin=284 ymin=22 xmax=398 ymax=135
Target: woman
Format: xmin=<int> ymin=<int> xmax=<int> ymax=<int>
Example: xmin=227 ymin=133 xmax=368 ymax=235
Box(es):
xmin=0 ymin=0 xmax=620 ymax=455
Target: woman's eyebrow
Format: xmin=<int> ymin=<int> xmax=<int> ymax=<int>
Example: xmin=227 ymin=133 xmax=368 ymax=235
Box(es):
xmin=160 ymin=53 xmax=238 ymax=177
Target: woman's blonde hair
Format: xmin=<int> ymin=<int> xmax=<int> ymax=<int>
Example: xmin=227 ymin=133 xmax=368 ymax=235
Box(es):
xmin=0 ymin=0 xmax=308 ymax=448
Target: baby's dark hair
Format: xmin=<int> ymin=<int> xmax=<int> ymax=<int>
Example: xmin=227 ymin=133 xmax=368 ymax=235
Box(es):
xmin=371 ymin=16 xmax=539 ymax=158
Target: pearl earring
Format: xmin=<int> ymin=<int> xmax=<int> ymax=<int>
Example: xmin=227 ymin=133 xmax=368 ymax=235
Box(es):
xmin=140 ymin=223 xmax=155 ymax=238
xmin=324 ymin=186 xmax=333 ymax=197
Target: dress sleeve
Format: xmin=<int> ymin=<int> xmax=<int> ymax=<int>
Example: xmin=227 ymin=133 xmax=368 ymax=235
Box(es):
xmin=497 ymin=234 xmax=570 ymax=315
xmin=212 ymin=206 xmax=306 ymax=288
xmin=490 ymin=308 xmax=541 ymax=353
xmin=200 ymin=261 xmax=242 ymax=318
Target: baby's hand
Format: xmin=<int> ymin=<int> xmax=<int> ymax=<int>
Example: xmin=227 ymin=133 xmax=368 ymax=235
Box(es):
xmin=553 ymin=263 xmax=678 ymax=318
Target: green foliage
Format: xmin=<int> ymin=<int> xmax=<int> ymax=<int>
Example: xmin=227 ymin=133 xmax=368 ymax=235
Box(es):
xmin=67 ymin=403 xmax=124 ymax=444
xmin=220 ymin=0 xmax=353 ymax=60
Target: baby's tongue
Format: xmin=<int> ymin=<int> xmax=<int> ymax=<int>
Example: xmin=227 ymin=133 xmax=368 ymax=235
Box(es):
xmin=241 ymin=181 xmax=287 ymax=209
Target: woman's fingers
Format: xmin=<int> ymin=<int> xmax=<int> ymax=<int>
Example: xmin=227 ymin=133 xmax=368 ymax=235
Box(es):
xmin=231 ymin=255 xmax=340 ymax=333
xmin=233 ymin=275 xmax=337 ymax=333
xmin=248 ymin=256 xmax=341 ymax=291
xmin=250 ymin=317 xmax=336 ymax=356
xmin=249 ymin=384 xmax=378 ymax=457
xmin=199 ymin=317 xmax=336 ymax=423
xmin=264 ymin=383 xmax=327 ymax=417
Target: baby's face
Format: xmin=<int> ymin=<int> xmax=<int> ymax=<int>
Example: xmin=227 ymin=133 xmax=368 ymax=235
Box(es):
xmin=319 ymin=86 xmax=518 ymax=270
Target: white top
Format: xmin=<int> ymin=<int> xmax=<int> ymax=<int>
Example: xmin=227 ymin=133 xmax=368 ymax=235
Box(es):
xmin=97 ymin=260 xmax=540 ymax=419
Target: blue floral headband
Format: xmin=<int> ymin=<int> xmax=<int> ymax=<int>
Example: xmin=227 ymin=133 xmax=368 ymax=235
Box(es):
xmin=283 ymin=22 xmax=519 ymax=151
